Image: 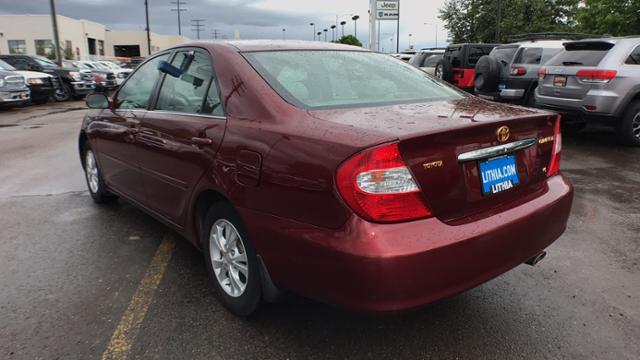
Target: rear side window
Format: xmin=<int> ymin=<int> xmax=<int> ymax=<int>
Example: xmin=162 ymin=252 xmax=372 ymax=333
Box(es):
xmin=408 ymin=53 xmax=425 ymax=66
xmin=625 ymin=45 xmax=640 ymax=65
xmin=547 ymin=42 xmax=614 ymax=66
xmin=444 ymin=47 xmax=461 ymax=67
xmin=513 ymin=47 xmax=543 ymax=64
xmin=423 ymin=54 xmax=443 ymax=67
xmin=491 ymin=46 xmax=518 ymax=64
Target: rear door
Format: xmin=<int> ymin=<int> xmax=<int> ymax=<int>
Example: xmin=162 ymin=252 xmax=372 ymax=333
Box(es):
xmin=539 ymin=41 xmax=615 ymax=99
xmin=136 ymin=49 xmax=227 ymax=226
xmin=89 ymin=53 xmax=170 ymax=200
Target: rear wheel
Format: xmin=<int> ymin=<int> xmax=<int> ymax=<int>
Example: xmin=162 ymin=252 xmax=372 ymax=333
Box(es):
xmin=435 ymin=59 xmax=453 ymax=83
xmin=203 ymin=202 xmax=261 ymax=316
xmin=617 ymin=100 xmax=640 ymax=146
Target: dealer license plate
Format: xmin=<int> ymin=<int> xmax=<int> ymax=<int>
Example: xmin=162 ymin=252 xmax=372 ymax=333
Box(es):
xmin=479 ymin=155 xmax=519 ymax=195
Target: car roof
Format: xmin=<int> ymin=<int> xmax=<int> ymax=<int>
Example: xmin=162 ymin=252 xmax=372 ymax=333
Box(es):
xmin=194 ymin=40 xmax=369 ymax=53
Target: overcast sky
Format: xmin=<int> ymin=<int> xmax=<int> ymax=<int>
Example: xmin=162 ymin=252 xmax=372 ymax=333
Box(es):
xmin=0 ymin=0 xmax=449 ymax=52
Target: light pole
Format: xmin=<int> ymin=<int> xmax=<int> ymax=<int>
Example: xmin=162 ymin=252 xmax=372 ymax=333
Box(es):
xmin=340 ymin=21 xmax=346 ymax=38
xmin=424 ymin=22 xmax=438 ymax=48
xmin=317 ymin=31 xmax=322 ymax=40
xmin=323 ymin=29 xmax=328 ymax=42
xmin=310 ymin=22 xmax=315 ymax=41
xmin=330 ymin=25 xmax=336 ymax=41
xmin=352 ymin=15 xmax=359 ymax=39
xmin=282 ymin=28 xmax=286 ymax=40
xmin=408 ymin=33 xmax=412 ymax=48
xmin=49 ymin=0 xmax=62 ymax=65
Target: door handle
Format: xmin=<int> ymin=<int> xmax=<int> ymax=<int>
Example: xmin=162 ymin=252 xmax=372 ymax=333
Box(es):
xmin=191 ymin=137 xmax=213 ymax=146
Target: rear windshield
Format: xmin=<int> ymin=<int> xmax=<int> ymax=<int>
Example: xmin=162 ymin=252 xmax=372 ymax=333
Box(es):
xmin=490 ymin=46 xmax=518 ymax=64
xmin=547 ymin=42 xmax=614 ymax=67
xmin=244 ymin=50 xmax=463 ymax=110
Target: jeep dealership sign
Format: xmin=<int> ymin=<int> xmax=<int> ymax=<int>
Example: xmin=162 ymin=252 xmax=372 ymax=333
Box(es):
xmin=376 ymin=1 xmax=399 ymax=19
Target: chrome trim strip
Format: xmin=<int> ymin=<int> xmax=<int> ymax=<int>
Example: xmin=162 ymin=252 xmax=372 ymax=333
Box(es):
xmin=457 ymin=138 xmax=537 ymax=162
xmin=150 ymin=109 xmax=227 ymax=120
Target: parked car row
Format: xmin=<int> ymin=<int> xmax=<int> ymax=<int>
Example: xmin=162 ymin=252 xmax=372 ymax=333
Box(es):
xmin=408 ymin=35 xmax=640 ymax=146
xmin=0 ymin=54 xmax=129 ymax=108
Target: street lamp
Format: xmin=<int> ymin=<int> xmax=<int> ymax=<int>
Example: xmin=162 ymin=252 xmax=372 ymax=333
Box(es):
xmin=282 ymin=28 xmax=286 ymax=40
xmin=317 ymin=31 xmax=322 ymax=40
xmin=408 ymin=33 xmax=413 ymax=48
xmin=340 ymin=21 xmax=347 ymax=38
xmin=323 ymin=29 xmax=328 ymax=42
xmin=330 ymin=25 xmax=336 ymax=42
xmin=310 ymin=22 xmax=316 ymax=41
xmin=424 ymin=22 xmax=438 ymax=48
xmin=352 ymin=15 xmax=360 ymax=39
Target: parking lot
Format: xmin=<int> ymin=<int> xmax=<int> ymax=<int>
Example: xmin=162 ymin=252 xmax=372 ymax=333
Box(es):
xmin=0 ymin=101 xmax=639 ymax=359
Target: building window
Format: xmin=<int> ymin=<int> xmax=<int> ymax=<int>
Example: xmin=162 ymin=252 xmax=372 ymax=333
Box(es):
xmin=7 ymin=40 xmax=27 ymax=54
xmin=35 ymin=39 xmax=54 ymax=58
xmin=87 ymin=38 xmax=96 ymax=55
xmin=64 ymin=40 xmax=74 ymax=60
xmin=98 ymin=40 xmax=104 ymax=56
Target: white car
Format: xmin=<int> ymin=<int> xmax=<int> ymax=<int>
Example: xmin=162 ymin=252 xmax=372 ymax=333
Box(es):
xmin=408 ymin=49 xmax=445 ymax=76
xmin=96 ymin=61 xmax=133 ymax=85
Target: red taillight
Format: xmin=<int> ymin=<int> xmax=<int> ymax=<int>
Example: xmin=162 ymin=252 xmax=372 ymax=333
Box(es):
xmin=510 ymin=67 xmax=526 ymax=76
xmin=575 ymin=69 xmax=617 ymax=83
xmin=547 ymin=116 xmax=562 ymax=177
xmin=538 ymin=67 xmax=547 ymax=80
xmin=336 ymin=143 xmax=432 ymax=223
xmin=94 ymin=73 xmax=105 ymax=82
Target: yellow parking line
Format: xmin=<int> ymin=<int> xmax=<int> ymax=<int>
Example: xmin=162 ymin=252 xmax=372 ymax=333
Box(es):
xmin=101 ymin=233 xmax=176 ymax=360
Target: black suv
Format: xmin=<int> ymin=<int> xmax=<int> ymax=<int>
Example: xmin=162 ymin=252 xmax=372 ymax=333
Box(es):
xmin=0 ymin=55 xmax=95 ymax=101
xmin=434 ymin=43 xmax=498 ymax=92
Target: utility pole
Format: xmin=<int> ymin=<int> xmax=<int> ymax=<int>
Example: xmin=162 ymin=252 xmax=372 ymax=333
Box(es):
xmin=49 ymin=0 xmax=62 ymax=65
xmin=396 ymin=0 xmax=400 ymax=53
xmin=191 ymin=19 xmax=204 ymax=40
xmin=211 ymin=29 xmax=220 ymax=39
xmin=145 ymin=0 xmax=151 ymax=55
xmin=170 ymin=1 xmax=187 ymax=36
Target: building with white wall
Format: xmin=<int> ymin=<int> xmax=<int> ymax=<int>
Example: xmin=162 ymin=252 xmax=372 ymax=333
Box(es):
xmin=0 ymin=14 xmax=191 ymax=60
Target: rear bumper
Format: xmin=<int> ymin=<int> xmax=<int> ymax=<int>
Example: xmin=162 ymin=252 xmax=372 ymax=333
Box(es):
xmin=242 ymin=175 xmax=574 ymax=312
xmin=534 ymin=88 xmax=621 ymax=121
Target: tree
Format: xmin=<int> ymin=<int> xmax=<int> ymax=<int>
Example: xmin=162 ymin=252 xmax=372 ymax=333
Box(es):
xmin=439 ymin=0 xmax=579 ymax=43
xmin=578 ymin=0 xmax=640 ymax=36
xmin=333 ymin=35 xmax=363 ymax=47
xmin=63 ymin=46 xmax=74 ymax=60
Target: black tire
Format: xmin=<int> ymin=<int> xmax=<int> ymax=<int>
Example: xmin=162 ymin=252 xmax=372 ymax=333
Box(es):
xmin=82 ymin=143 xmax=116 ymax=203
xmin=202 ymin=202 xmax=262 ymax=316
xmin=55 ymin=83 xmax=72 ymax=102
xmin=616 ymin=100 xmax=640 ymax=146
xmin=435 ymin=59 xmax=453 ymax=83
xmin=474 ymin=55 xmax=501 ymax=92
xmin=523 ymin=84 xmax=538 ymax=107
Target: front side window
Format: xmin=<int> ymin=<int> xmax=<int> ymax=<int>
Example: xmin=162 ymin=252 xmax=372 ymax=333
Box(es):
xmin=625 ymin=45 xmax=640 ymax=65
xmin=490 ymin=46 xmax=518 ymax=64
xmin=244 ymin=50 xmax=463 ymax=110
xmin=8 ymin=40 xmax=26 ymax=54
xmin=155 ymin=50 xmax=224 ymax=116
xmin=117 ymin=53 xmax=169 ymax=110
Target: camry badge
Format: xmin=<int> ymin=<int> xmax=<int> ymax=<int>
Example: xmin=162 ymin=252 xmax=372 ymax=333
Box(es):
xmin=496 ymin=126 xmax=510 ymax=143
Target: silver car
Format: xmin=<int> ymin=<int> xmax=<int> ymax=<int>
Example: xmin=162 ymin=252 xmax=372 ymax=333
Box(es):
xmin=535 ymin=37 xmax=640 ymax=146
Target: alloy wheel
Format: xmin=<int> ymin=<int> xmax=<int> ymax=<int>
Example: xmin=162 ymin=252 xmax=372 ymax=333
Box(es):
xmin=632 ymin=112 xmax=640 ymax=140
xmin=435 ymin=65 xmax=443 ymax=79
xmin=209 ymin=219 xmax=249 ymax=298
xmin=85 ymin=150 xmax=99 ymax=193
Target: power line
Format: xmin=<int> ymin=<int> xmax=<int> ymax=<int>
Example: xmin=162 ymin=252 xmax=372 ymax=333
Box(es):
xmin=191 ymin=19 xmax=205 ymax=40
xmin=170 ymin=1 xmax=187 ymax=36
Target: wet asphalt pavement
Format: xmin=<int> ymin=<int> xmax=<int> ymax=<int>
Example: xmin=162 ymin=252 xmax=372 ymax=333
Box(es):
xmin=0 ymin=102 xmax=638 ymax=359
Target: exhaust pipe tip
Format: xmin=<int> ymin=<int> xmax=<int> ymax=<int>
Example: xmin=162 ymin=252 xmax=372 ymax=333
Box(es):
xmin=525 ymin=251 xmax=547 ymax=266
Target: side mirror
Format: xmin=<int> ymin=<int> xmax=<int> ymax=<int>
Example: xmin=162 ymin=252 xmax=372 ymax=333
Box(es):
xmin=158 ymin=60 xmax=182 ymax=78
xmin=86 ymin=93 xmax=110 ymax=109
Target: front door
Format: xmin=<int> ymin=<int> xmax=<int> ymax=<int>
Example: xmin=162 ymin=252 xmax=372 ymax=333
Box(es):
xmin=136 ymin=49 xmax=227 ymax=226
xmin=91 ymin=53 xmax=170 ymax=201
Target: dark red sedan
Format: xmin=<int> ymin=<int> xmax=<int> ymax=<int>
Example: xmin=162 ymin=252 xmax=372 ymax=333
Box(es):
xmin=80 ymin=41 xmax=573 ymax=316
